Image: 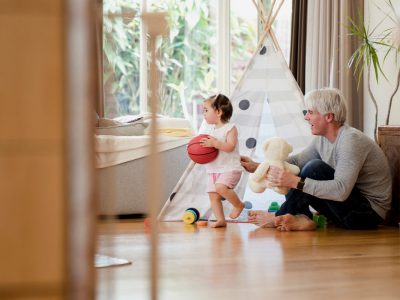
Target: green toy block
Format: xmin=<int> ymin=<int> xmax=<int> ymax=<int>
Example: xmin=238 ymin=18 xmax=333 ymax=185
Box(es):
xmin=313 ymin=214 xmax=327 ymax=228
xmin=268 ymin=201 xmax=280 ymax=212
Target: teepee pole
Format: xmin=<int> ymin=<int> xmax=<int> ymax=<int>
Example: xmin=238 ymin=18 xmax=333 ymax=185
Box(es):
xmin=257 ymin=22 xmax=273 ymax=50
xmin=262 ymin=0 xmax=285 ymax=53
xmin=158 ymin=161 xmax=196 ymax=218
xmin=259 ymin=0 xmax=271 ymax=24
xmin=252 ymin=0 xmax=267 ymax=26
xmin=267 ymin=0 xmax=285 ymax=30
xmin=253 ymin=0 xmax=283 ymax=50
xmin=265 ymin=0 xmax=276 ymax=24
xmin=234 ymin=30 xmax=271 ymax=91
xmin=234 ymin=0 xmax=275 ymax=91
xmin=269 ymin=28 xmax=283 ymax=54
xmin=267 ymin=1 xmax=285 ymax=53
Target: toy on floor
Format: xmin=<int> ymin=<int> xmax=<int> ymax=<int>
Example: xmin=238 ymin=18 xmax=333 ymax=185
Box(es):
xmin=244 ymin=201 xmax=253 ymax=210
xmin=248 ymin=137 xmax=300 ymax=195
xmin=235 ymin=201 xmax=253 ymax=222
xmin=313 ymin=214 xmax=327 ymax=228
xmin=144 ymin=217 xmax=151 ymax=228
xmin=268 ymin=201 xmax=280 ymax=212
xmin=197 ymin=220 xmax=208 ymax=226
xmin=187 ymin=134 xmax=219 ymax=164
xmin=182 ymin=207 xmax=201 ymax=224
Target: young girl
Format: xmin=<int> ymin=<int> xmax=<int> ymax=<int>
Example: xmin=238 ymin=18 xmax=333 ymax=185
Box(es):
xmin=200 ymin=94 xmax=244 ymax=228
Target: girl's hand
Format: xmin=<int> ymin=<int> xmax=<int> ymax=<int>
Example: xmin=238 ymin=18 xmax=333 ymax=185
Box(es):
xmin=200 ymin=136 xmax=218 ymax=148
xmin=240 ymin=156 xmax=259 ymax=173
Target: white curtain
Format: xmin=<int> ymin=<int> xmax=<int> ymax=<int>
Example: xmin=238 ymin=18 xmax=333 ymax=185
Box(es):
xmin=305 ymin=0 xmax=364 ymax=129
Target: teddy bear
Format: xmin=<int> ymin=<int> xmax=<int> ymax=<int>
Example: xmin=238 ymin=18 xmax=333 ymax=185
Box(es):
xmin=248 ymin=137 xmax=300 ymax=195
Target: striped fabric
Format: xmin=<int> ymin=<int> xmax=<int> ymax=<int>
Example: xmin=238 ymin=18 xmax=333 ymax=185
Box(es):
xmin=159 ymin=34 xmax=312 ymax=221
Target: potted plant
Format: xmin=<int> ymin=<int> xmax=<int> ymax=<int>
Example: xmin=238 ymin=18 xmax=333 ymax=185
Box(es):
xmin=347 ymin=0 xmax=400 ymax=142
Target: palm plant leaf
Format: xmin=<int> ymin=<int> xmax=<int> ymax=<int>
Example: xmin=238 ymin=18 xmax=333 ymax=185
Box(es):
xmin=347 ymin=10 xmax=392 ymax=86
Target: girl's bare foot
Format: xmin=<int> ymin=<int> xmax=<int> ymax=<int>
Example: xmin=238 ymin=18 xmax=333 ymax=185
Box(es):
xmin=248 ymin=210 xmax=276 ymax=228
xmin=229 ymin=202 xmax=245 ymax=219
xmin=210 ymin=220 xmax=227 ymax=228
xmin=274 ymin=214 xmax=316 ymax=231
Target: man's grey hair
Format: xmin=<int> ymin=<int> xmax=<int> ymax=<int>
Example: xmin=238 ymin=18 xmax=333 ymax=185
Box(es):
xmin=304 ymin=88 xmax=347 ymax=125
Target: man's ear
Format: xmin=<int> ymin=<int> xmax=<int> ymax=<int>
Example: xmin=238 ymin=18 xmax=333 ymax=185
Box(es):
xmin=325 ymin=113 xmax=335 ymax=123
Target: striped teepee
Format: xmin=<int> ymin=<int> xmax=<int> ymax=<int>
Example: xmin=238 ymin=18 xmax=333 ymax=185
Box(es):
xmin=159 ymin=0 xmax=312 ymax=221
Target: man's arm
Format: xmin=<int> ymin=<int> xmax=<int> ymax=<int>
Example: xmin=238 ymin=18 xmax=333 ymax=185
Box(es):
xmin=287 ymin=138 xmax=319 ymax=168
xmin=304 ymin=133 xmax=366 ymax=201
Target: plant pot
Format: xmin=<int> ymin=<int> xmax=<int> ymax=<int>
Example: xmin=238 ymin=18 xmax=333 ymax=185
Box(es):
xmin=378 ymin=125 xmax=400 ymax=226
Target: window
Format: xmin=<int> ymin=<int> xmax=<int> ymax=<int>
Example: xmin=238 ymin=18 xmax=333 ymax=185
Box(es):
xmin=103 ymin=0 xmax=141 ymax=117
xmin=102 ymin=0 xmax=291 ymax=130
xmin=149 ymin=0 xmax=218 ymax=129
xmin=230 ymin=1 xmax=257 ymax=92
xmin=268 ymin=0 xmax=292 ymax=63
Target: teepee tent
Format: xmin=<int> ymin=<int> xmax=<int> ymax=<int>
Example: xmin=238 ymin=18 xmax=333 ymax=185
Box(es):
xmin=159 ymin=0 xmax=312 ymax=221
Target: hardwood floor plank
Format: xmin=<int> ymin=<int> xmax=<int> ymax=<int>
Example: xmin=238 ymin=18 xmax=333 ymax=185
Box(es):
xmin=96 ymin=221 xmax=400 ymax=300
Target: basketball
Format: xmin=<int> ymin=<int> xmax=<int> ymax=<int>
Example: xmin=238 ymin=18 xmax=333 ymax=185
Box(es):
xmin=187 ymin=134 xmax=219 ymax=164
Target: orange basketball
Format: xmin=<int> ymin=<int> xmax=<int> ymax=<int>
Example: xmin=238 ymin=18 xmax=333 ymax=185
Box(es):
xmin=187 ymin=134 xmax=219 ymax=164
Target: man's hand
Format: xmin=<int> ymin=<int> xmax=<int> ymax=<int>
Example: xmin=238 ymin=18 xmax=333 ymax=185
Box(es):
xmin=266 ymin=166 xmax=300 ymax=189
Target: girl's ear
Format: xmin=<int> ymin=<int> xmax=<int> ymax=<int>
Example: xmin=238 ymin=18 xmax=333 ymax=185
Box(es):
xmin=216 ymin=109 xmax=223 ymax=118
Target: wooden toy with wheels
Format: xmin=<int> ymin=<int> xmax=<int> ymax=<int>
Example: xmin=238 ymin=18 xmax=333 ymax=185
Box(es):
xmin=182 ymin=208 xmax=200 ymax=224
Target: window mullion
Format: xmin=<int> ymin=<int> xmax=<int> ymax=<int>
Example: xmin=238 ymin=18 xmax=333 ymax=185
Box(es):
xmin=140 ymin=0 xmax=148 ymax=113
xmin=217 ymin=0 xmax=230 ymax=96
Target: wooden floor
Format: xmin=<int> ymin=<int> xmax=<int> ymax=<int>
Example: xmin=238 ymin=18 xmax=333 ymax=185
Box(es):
xmin=96 ymin=220 xmax=400 ymax=300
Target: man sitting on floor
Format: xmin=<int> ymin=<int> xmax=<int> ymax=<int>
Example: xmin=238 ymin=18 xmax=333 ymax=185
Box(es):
xmin=240 ymin=88 xmax=392 ymax=231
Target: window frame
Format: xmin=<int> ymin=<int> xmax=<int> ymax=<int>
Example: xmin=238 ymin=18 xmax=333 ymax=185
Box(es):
xmin=100 ymin=0 xmax=292 ymax=124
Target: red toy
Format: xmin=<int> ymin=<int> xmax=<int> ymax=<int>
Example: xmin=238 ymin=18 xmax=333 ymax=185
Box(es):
xmin=144 ymin=217 xmax=151 ymax=228
xmin=187 ymin=134 xmax=219 ymax=164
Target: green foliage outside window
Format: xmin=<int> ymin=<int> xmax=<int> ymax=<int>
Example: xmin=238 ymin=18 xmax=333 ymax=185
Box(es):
xmin=103 ymin=0 xmax=141 ymax=117
xmin=154 ymin=0 xmax=215 ymax=119
xmin=103 ymin=0 xmax=256 ymax=119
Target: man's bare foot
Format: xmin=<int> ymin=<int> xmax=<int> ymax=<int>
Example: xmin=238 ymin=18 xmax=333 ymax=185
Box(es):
xmin=248 ymin=210 xmax=276 ymax=228
xmin=229 ymin=202 xmax=245 ymax=219
xmin=274 ymin=214 xmax=316 ymax=231
xmin=210 ymin=220 xmax=227 ymax=228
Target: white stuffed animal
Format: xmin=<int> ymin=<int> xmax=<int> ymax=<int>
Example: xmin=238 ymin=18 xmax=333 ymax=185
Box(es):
xmin=248 ymin=137 xmax=300 ymax=195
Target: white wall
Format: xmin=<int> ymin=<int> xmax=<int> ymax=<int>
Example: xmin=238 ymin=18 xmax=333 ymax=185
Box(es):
xmin=364 ymin=0 xmax=400 ymax=138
